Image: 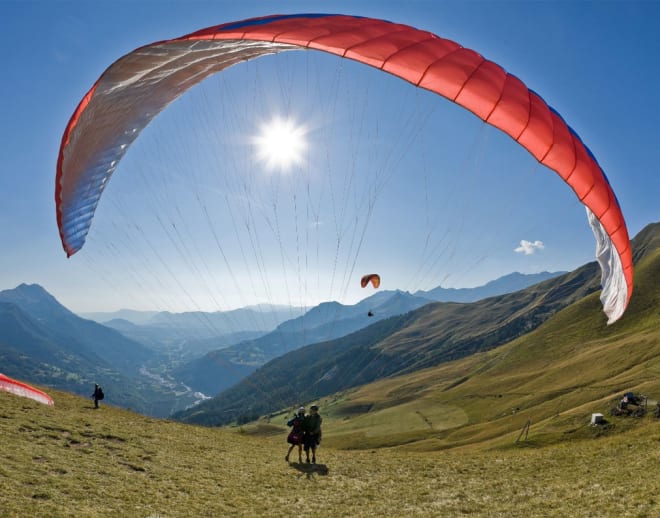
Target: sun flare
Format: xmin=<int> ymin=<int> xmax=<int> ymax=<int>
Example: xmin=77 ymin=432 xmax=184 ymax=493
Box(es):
xmin=253 ymin=116 xmax=307 ymax=171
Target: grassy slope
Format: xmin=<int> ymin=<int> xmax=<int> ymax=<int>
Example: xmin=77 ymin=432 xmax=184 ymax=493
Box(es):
xmin=2 ymin=388 xmax=659 ymax=517
xmin=277 ymin=248 xmax=659 ymax=453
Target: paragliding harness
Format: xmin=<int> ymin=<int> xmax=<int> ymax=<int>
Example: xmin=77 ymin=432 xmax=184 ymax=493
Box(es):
xmin=286 ymin=415 xmax=303 ymax=445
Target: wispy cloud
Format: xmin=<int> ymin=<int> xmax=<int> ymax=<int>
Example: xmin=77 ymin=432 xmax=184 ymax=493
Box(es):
xmin=514 ymin=240 xmax=544 ymax=255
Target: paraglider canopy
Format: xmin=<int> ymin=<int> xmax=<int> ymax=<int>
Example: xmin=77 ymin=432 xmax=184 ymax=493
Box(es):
xmin=361 ymin=274 xmax=381 ymax=289
xmin=0 ymin=373 xmax=54 ymax=406
xmin=55 ymin=13 xmax=633 ymax=324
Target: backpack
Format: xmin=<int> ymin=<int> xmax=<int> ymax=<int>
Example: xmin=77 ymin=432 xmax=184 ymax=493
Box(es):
xmin=97 ymin=387 xmax=105 ymax=400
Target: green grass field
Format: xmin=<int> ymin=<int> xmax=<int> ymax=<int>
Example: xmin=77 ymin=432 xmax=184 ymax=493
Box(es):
xmin=2 ymin=241 xmax=657 ymax=516
xmin=2 ymin=372 xmax=659 ymax=517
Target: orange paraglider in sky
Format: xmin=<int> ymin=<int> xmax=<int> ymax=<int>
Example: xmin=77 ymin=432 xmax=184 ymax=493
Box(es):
xmin=361 ymin=274 xmax=381 ymax=289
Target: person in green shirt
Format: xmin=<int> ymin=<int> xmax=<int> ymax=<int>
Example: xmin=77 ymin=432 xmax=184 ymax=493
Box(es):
xmin=302 ymin=404 xmax=323 ymax=464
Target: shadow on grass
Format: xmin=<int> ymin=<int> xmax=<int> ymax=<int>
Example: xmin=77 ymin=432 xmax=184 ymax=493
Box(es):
xmin=288 ymin=461 xmax=329 ymax=477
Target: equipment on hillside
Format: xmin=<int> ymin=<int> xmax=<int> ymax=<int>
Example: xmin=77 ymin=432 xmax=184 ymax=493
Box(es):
xmin=515 ymin=418 xmax=531 ymax=443
xmin=0 ymin=373 xmax=54 ymax=406
xmin=610 ymin=392 xmax=647 ymax=417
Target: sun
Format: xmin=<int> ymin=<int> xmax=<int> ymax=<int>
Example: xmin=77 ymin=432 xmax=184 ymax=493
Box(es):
xmin=253 ymin=116 xmax=307 ymax=171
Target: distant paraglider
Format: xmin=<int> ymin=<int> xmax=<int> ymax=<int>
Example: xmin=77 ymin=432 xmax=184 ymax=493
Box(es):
xmin=361 ymin=275 xmax=380 ymax=317
xmin=361 ymin=274 xmax=381 ymax=289
xmin=0 ymin=373 xmax=54 ymax=406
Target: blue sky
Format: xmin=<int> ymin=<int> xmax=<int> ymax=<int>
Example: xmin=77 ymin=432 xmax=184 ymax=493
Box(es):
xmin=1 ymin=0 xmax=658 ymax=314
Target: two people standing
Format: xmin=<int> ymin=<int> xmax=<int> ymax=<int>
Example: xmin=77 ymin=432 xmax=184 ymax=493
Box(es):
xmin=285 ymin=404 xmax=323 ymax=464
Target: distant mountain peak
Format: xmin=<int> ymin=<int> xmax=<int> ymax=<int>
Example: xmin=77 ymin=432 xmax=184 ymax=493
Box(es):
xmin=0 ymin=284 xmax=74 ymax=319
xmin=9 ymin=283 xmax=54 ymax=299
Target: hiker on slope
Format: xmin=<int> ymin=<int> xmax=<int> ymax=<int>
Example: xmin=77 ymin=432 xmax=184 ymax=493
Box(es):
xmin=92 ymin=383 xmax=104 ymax=409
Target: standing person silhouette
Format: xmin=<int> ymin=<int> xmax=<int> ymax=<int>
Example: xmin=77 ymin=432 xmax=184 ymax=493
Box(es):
xmin=303 ymin=405 xmax=322 ymax=464
xmin=285 ymin=407 xmax=305 ymax=463
xmin=92 ymin=384 xmax=104 ymax=408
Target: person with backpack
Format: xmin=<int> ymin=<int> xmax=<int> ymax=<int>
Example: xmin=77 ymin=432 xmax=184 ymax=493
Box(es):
xmin=302 ymin=404 xmax=322 ymax=464
xmin=285 ymin=407 xmax=305 ymax=463
xmin=92 ymin=383 xmax=104 ymax=409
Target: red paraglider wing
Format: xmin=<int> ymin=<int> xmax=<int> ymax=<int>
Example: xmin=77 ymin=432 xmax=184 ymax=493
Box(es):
xmin=56 ymin=14 xmax=632 ymax=323
xmin=0 ymin=373 xmax=54 ymax=406
xmin=361 ymin=274 xmax=381 ymax=289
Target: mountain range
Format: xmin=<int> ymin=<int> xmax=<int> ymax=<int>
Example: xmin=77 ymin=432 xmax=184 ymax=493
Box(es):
xmin=0 ymin=272 xmax=561 ymax=417
xmin=0 ymin=284 xmax=177 ymax=415
xmin=82 ymin=305 xmax=300 ymax=361
xmin=170 ymin=272 xmax=564 ymax=396
xmin=1 ymin=270 xmax=562 ymax=403
xmin=2 ymin=225 xmax=656 ymax=425
xmin=414 ymin=271 xmax=564 ymax=302
xmin=174 ymin=223 xmax=659 ymax=426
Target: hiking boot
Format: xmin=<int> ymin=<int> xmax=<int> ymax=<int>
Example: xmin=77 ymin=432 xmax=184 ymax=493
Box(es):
xmin=312 ymin=457 xmax=316 ymax=464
